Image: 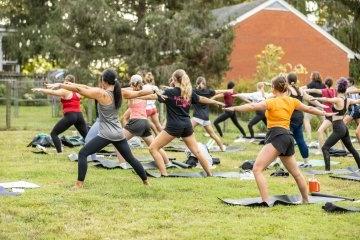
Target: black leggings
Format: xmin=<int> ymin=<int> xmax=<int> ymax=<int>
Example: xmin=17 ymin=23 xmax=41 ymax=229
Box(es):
xmin=214 ymin=111 xmax=246 ymax=137
xmin=321 ymin=120 xmax=360 ymax=171
xmin=248 ymin=111 xmax=267 ymax=138
xmin=78 ymin=136 xmax=147 ymax=181
xmin=51 ymin=112 xmax=88 ymax=153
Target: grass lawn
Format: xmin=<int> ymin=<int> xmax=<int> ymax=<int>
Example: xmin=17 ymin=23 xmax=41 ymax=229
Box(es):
xmin=0 ymin=106 xmax=359 ymax=239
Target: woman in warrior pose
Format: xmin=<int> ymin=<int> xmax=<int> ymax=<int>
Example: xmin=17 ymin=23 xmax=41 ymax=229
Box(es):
xmin=225 ymin=76 xmax=335 ymax=203
xmin=312 ymin=78 xmax=360 ymax=171
xmin=146 ymin=69 xmax=224 ymax=176
xmin=32 ymin=75 xmax=88 ymax=153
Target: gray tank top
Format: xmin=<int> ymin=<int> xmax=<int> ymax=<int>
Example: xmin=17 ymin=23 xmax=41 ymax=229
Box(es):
xmin=97 ymin=90 xmax=125 ymax=141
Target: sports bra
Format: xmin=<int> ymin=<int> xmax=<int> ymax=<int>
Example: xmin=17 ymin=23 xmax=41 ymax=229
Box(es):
xmin=332 ymin=97 xmax=347 ymax=117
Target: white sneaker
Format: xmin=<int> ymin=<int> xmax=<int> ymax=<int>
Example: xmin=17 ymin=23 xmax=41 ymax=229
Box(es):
xmin=36 ymin=145 xmax=47 ymax=153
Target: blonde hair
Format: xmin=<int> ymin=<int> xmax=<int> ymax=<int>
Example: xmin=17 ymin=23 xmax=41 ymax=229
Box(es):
xmin=172 ymin=69 xmax=192 ymax=101
xmin=144 ymin=72 xmax=154 ymax=84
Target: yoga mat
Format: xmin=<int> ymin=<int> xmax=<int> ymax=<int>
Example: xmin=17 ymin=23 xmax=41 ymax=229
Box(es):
xmin=311 ymin=192 xmax=355 ymax=201
xmin=0 ymin=181 xmax=40 ymax=189
xmin=220 ymin=194 xmax=345 ymax=207
xmin=304 ymin=169 xmax=354 ymax=175
xmin=171 ymin=160 xmax=193 ymax=168
xmin=297 ymin=160 xmax=340 ymax=167
xmin=145 ymin=171 xmax=255 ymax=180
xmin=0 ymin=186 xmax=20 ymax=196
xmin=330 ymin=174 xmax=360 ymax=182
xmin=209 ymin=145 xmax=244 ymax=153
xmin=165 ymin=145 xmax=244 ymax=153
xmin=322 ymin=202 xmax=360 ymax=213
xmin=93 ymin=159 xmax=179 ymax=170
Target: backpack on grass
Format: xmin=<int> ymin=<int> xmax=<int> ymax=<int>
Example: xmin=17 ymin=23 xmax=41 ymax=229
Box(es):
xmin=27 ymin=133 xmax=54 ymax=148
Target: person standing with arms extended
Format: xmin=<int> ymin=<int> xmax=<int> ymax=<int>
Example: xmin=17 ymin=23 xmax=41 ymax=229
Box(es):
xmin=191 ymin=76 xmax=227 ymax=151
xmin=142 ymin=72 xmax=163 ymax=135
xmin=146 ymin=69 xmax=224 ymax=176
xmin=213 ymin=81 xmax=247 ymax=138
xmin=312 ymin=78 xmax=360 ymax=171
xmin=225 ymin=76 xmax=334 ymax=203
xmin=32 ymin=75 xmax=88 ymax=153
xmin=301 ymin=71 xmax=326 ymax=141
xmin=47 ymin=69 xmax=154 ymax=188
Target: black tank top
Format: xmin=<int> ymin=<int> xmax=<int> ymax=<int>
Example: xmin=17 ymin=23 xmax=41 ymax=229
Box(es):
xmin=289 ymin=91 xmax=304 ymax=126
xmin=332 ymin=97 xmax=347 ymax=117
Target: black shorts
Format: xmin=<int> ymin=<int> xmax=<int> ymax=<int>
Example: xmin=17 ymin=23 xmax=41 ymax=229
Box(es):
xmin=165 ymin=123 xmax=193 ymax=138
xmin=124 ymin=119 xmax=152 ymax=137
xmin=265 ymin=127 xmax=295 ymax=156
xmin=347 ymin=104 xmax=360 ymax=119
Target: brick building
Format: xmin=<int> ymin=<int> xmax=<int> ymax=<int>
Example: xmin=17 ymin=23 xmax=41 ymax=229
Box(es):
xmin=212 ymin=0 xmax=356 ymax=82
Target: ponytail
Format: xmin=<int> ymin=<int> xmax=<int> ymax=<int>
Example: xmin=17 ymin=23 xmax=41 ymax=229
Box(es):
xmin=113 ymin=80 xmax=122 ymax=109
xmin=287 ymin=72 xmax=301 ymax=96
xmin=172 ymin=69 xmax=192 ymax=101
xmin=102 ymin=69 xmax=122 ymax=109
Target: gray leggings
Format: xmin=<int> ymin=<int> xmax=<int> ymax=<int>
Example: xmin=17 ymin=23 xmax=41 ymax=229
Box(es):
xmin=85 ymin=119 xmax=100 ymax=160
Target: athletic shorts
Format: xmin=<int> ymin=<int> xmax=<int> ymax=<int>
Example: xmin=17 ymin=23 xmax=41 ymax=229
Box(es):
xmin=192 ymin=117 xmax=211 ymax=127
xmin=124 ymin=119 xmax=152 ymax=137
xmin=265 ymin=127 xmax=295 ymax=157
xmin=347 ymin=104 xmax=360 ymax=119
xmin=146 ymin=108 xmax=157 ymax=117
xmin=325 ymin=116 xmax=333 ymax=122
xmin=165 ymin=123 xmax=193 ymax=138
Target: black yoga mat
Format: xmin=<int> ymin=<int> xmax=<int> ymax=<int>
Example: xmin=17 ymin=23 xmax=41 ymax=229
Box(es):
xmin=304 ymin=169 xmax=354 ymax=175
xmin=145 ymin=171 xmax=254 ymax=179
xmin=322 ymin=202 xmax=360 ymax=213
xmin=164 ymin=145 xmax=243 ymax=153
xmin=171 ymin=160 xmax=193 ymax=169
xmin=93 ymin=159 xmax=179 ymax=170
xmin=330 ymin=174 xmax=360 ymax=182
xmin=220 ymin=194 xmax=346 ymax=207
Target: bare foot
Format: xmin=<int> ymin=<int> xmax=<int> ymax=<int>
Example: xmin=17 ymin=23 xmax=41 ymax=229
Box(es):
xmin=72 ymin=181 xmax=84 ymax=189
xmin=302 ymin=198 xmax=309 ymax=204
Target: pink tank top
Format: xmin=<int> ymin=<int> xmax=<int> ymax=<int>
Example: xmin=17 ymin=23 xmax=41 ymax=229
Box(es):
xmin=129 ymin=99 xmax=147 ymax=119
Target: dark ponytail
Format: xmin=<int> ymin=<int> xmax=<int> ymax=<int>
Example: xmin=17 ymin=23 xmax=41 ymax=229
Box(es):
xmin=102 ymin=69 xmax=122 ymax=109
xmin=287 ymin=72 xmax=301 ymax=96
xmin=113 ymin=80 xmax=122 ymax=109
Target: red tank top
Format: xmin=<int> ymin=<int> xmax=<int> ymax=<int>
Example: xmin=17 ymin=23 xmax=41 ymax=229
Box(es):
xmin=224 ymin=90 xmax=235 ymax=107
xmin=321 ymin=88 xmax=337 ymax=113
xmin=61 ymin=92 xmax=81 ymax=113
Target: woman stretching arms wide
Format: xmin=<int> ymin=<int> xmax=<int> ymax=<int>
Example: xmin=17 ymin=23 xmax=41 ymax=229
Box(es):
xmin=145 ymin=69 xmax=224 ymax=176
xmin=47 ymin=69 xmax=156 ymax=188
xmin=32 ymin=75 xmax=88 ymax=153
xmin=225 ymin=76 xmax=335 ymax=203
xmin=312 ymin=78 xmax=360 ymax=171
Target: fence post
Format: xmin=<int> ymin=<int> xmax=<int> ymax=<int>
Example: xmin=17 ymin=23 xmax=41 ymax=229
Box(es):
xmin=6 ymin=80 xmax=11 ymax=129
xmin=13 ymin=79 xmax=19 ymax=117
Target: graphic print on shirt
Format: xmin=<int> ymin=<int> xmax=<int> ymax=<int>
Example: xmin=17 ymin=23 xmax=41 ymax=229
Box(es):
xmin=174 ymin=96 xmax=191 ymax=108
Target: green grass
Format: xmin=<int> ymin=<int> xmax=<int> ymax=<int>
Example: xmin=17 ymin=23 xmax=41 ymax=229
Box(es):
xmin=0 ymin=106 xmax=359 ymax=239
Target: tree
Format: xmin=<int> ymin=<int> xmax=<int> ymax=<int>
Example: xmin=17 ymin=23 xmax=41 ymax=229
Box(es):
xmin=255 ymin=44 xmax=307 ymax=81
xmin=0 ymin=0 xmax=233 ymax=85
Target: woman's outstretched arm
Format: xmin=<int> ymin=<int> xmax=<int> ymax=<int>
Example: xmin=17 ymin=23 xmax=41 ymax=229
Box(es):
xmin=224 ymin=101 xmax=267 ymax=112
xmin=32 ymin=88 xmax=70 ymax=98
xmin=295 ymin=103 xmax=336 ymax=117
xmin=198 ymin=96 xmax=225 ymax=107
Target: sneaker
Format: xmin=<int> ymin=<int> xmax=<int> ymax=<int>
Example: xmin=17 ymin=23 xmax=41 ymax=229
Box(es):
xmin=299 ymin=163 xmax=312 ymax=168
xmin=36 ymin=144 xmax=47 ymax=153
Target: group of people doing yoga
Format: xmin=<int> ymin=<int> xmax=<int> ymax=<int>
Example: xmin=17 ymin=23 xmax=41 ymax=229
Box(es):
xmin=32 ymin=68 xmax=360 ymax=203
